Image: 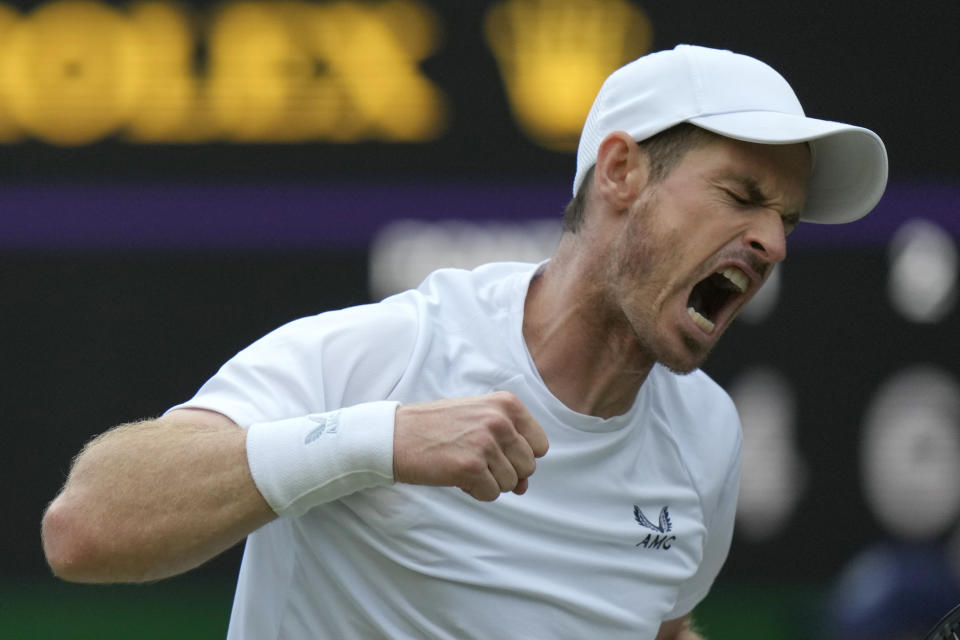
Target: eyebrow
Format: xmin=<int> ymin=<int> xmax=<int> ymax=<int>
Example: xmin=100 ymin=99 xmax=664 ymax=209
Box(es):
xmin=725 ymin=174 xmax=803 ymax=224
xmin=728 ymin=175 xmax=770 ymax=204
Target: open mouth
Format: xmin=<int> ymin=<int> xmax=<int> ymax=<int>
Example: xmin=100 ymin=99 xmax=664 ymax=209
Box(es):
xmin=686 ymin=267 xmax=749 ymax=333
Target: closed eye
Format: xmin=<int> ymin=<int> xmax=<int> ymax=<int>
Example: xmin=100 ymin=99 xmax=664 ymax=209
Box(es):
xmin=725 ymin=188 xmax=800 ymax=236
xmin=725 ymin=189 xmax=750 ymax=206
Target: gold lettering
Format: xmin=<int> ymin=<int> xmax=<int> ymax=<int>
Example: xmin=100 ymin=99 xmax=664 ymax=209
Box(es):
xmin=208 ymin=2 xmax=311 ymax=141
xmin=0 ymin=5 xmax=24 ymax=142
xmin=268 ymin=2 xmax=347 ymax=141
xmin=484 ymin=0 xmax=652 ymax=151
xmin=310 ymin=0 xmax=447 ymax=141
xmin=207 ymin=0 xmax=446 ymax=142
xmin=125 ymin=1 xmax=208 ymax=142
xmin=2 ymin=0 xmax=141 ymax=145
xmin=0 ymin=0 xmax=647 ymax=146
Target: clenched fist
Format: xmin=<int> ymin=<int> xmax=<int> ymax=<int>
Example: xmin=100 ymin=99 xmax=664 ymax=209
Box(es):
xmin=393 ymin=391 xmax=550 ymax=501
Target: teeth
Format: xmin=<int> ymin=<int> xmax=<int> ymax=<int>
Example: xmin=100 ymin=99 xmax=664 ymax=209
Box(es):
xmin=719 ymin=267 xmax=749 ymax=292
xmin=687 ymin=307 xmax=715 ymax=333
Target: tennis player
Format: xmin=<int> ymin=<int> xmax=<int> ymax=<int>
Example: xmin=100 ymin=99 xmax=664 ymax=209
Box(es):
xmin=42 ymin=45 xmax=887 ymax=639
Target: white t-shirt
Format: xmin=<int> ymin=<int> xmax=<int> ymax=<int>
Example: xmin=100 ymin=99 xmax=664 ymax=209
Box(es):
xmin=173 ymin=261 xmax=742 ymax=639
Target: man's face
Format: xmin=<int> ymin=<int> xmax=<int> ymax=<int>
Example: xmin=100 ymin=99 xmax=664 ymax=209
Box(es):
xmin=606 ymin=136 xmax=812 ymax=373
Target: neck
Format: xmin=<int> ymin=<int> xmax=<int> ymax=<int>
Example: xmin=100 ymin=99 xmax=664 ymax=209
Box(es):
xmin=522 ymin=237 xmax=655 ymax=419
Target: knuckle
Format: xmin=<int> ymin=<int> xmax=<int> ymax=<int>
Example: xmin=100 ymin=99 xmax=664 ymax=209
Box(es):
xmin=485 ymin=415 xmax=514 ymax=439
xmin=458 ymin=455 xmax=487 ymax=477
xmin=489 ymin=390 xmax=518 ymax=410
xmin=470 ymin=431 xmax=499 ymax=457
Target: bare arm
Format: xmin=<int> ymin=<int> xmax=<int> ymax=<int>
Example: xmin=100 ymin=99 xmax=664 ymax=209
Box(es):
xmin=42 ymin=392 xmax=549 ymax=585
xmin=41 ymin=408 xmax=275 ymax=584
xmin=657 ymin=615 xmax=703 ymax=640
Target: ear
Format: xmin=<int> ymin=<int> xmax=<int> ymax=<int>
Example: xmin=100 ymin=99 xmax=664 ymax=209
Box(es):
xmin=592 ymin=131 xmax=649 ymax=209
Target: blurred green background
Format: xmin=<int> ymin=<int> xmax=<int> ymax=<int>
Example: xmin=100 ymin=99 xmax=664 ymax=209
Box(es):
xmin=3 ymin=579 xmax=827 ymax=639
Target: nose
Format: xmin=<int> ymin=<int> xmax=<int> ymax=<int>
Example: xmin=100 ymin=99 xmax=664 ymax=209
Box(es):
xmin=743 ymin=211 xmax=788 ymax=265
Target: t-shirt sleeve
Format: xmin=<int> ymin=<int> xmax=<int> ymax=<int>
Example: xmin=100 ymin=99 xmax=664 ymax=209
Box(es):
xmin=667 ymin=402 xmax=743 ymax=620
xmin=167 ymin=298 xmax=420 ymax=427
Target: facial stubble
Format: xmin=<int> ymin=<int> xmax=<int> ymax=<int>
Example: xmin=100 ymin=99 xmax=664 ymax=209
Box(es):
xmin=607 ymin=197 xmax=713 ymax=376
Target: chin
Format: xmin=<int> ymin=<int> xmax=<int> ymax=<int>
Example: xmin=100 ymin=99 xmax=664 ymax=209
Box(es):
xmin=657 ymin=356 xmax=702 ymax=375
xmin=657 ymin=333 xmax=713 ymax=375
xmin=659 ymin=360 xmax=702 ymax=376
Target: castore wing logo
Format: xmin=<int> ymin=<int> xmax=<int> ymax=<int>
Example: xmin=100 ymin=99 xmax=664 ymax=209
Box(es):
xmin=633 ymin=505 xmax=676 ymax=550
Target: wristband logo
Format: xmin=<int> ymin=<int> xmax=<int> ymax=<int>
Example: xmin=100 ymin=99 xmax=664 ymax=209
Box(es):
xmin=304 ymin=412 xmax=340 ymax=445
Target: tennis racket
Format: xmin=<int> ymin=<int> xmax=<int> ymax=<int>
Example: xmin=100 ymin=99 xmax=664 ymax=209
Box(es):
xmin=924 ymin=603 xmax=960 ymax=640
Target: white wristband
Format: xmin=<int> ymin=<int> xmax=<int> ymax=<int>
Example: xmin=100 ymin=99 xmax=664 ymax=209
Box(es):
xmin=245 ymin=401 xmax=399 ymax=517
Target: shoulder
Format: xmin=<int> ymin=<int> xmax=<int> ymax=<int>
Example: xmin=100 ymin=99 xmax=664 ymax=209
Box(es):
xmin=242 ymin=297 xmax=421 ymax=363
xmin=399 ymin=261 xmax=539 ymax=329
xmin=648 ymin=366 xmax=742 ymax=502
xmin=411 ymin=261 xmax=538 ymax=307
xmin=178 ymin=298 xmax=423 ymax=424
xmin=651 ymin=366 xmax=740 ymax=428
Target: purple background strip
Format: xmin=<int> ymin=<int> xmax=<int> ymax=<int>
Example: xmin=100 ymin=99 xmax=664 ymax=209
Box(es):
xmin=0 ymin=181 xmax=956 ymax=251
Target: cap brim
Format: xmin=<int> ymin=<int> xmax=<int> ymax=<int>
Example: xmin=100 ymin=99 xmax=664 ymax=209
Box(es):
xmin=688 ymin=111 xmax=889 ymax=224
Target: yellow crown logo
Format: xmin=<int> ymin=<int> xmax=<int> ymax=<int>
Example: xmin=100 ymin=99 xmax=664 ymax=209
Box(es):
xmin=484 ymin=0 xmax=652 ymax=151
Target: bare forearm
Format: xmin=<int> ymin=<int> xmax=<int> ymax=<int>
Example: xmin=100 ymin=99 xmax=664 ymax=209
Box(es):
xmin=659 ymin=628 xmax=704 ymax=640
xmin=42 ymin=410 xmax=275 ymax=583
xmin=657 ymin=614 xmax=704 ymax=640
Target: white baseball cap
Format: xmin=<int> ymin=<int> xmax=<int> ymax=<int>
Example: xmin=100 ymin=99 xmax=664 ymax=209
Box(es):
xmin=573 ymin=44 xmax=889 ymax=224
